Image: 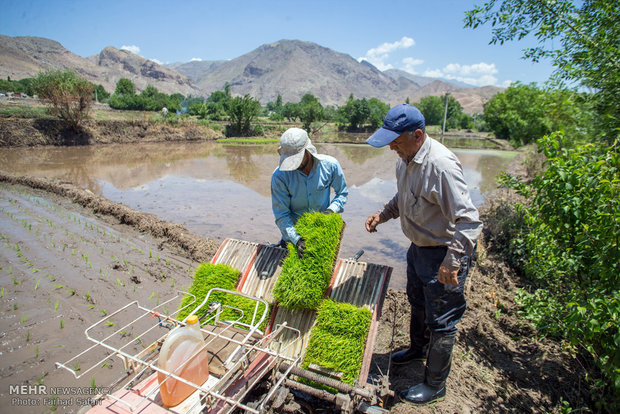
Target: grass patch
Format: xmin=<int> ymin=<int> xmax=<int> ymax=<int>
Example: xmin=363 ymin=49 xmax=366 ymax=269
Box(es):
xmin=273 ymin=212 xmax=343 ymax=310
xmin=177 ymin=263 xmax=270 ymax=330
xmin=303 ymin=299 xmax=372 ymax=384
xmin=216 ymin=138 xmax=279 ymax=144
xmin=0 ymin=104 xmax=51 ymax=119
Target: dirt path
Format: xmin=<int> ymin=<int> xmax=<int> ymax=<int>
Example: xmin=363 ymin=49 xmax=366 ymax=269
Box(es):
xmin=0 ymin=172 xmax=588 ymax=413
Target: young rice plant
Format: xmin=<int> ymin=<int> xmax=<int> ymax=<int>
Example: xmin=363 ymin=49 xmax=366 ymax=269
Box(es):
xmin=273 ymin=212 xmax=343 ymax=310
xmin=177 ymin=263 xmax=270 ymax=331
xmin=303 ymin=299 xmax=372 ymax=385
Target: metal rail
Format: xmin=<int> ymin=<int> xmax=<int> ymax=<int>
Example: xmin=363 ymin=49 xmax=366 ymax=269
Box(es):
xmin=56 ymin=289 xmax=302 ymax=414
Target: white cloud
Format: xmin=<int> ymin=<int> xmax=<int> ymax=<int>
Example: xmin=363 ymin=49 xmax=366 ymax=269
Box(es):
xmin=190 ymin=57 xmax=203 ymax=62
xmin=423 ymin=69 xmax=444 ymax=78
xmin=424 ymin=62 xmax=499 ymax=86
xmin=120 ymin=45 xmax=141 ymax=55
xmin=402 ymin=57 xmax=424 ymax=74
xmin=150 ymin=58 xmax=163 ymax=65
xmin=444 ymin=62 xmax=497 ymax=78
xmin=358 ymin=36 xmax=415 ymax=71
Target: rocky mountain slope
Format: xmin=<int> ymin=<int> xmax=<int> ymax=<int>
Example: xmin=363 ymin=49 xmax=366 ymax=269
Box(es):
xmin=1 ymin=35 xmax=501 ymax=113
xmin=183 ymin=39 xmax=420 ymax=106
xmin=0 ymin=35 xmax=200 ymax=96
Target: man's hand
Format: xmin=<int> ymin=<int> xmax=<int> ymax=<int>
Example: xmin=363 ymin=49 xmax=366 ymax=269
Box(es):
xmin=438 ymin=264 xmax=459 ymax=285
xmin=296 ymin=238 xmax=306 ymax=259
xmin=365 ymin=213 xmax=383 ymax=233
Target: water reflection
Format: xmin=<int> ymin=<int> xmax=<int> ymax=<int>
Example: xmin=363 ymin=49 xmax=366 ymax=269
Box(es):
xmin=0 ymin=141 xmax=516 ymax=289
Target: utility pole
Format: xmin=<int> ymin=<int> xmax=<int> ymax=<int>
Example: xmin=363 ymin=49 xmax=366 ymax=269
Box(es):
xmin=441 ymin=92 xmax=449 ymax=144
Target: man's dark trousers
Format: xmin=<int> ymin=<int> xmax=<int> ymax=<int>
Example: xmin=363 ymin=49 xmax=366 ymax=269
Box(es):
xmin=406 ymin=243 xmax=472 ymax=388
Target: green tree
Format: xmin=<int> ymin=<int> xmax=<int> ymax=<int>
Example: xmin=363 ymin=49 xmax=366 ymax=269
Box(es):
xmin=275 ymin=94 xmax=283 ymax=111
xmin=465 ymin=0 xmax=620 ymax=141
xmin=0 ymin=77 xmax=36 ymax=95
xmin=339 ymin=95 xmax=370 ymax=130
xmin=266 ymin=94 xmax=284 ymax=115
xmin=17 ymin=78 xmax=36 ymax=96
xmin=468 ymin=1 xmax=620 ymax=409
xmin=93 ymin=84 xmax=110 ymax=102
xmin=139 ymin=85 xmax=168 ymax=111
xmin=114 ymin=78 xmax=135 ymax=96
xmin=226 ymin=94 xmax=261 ymax=136
xmin=33 ymin=69 xmax=94 ymax=130
xmin=483 ymin=83 xmax=549 ymax=146
xmin=297 ymin=93 xmax=324 ymax=131
xmin=416 ymin=96 xmax=444 ymax=126
xmin=367 ymin=98 xmax=390 ymax=129
xmin=207 ymin=90 xmax=229 ymax=104
xmin=281 ymin=102 xmax=299 ymax=121
xmin=168 ymin=93 xmax=184 ymax=112
xmin=458 ymin=113 xmax=474 ymax=130
xmin=483 ymin=83 xmax=588 ymax=147
xmin=500 ymin=135 xmax=620 ymax=410
xmin=445 ymin=95 xmax=465 ymax=130
xmin=200 ymin=90 xmax=230 ymax=120
xmin=108 ymin=78 xmax=138 ymax=110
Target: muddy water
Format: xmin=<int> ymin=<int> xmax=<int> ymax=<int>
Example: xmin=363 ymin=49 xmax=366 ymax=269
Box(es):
xmin=0 ymin=142 xmax=517 ymax=289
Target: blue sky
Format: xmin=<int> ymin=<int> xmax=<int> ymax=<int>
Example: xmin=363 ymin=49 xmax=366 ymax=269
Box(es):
xmin=3 ymin=0 xmax=555 ymax=87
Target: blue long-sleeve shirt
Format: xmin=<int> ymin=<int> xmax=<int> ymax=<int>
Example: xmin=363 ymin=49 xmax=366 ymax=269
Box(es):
xmin=271 ymin=154 xmax=348 ymax=244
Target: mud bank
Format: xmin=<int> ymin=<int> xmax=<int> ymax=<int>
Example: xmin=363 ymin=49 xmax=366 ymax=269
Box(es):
xmin=0 ymin=171 xmax=219 ymax=262
xmin=0 ymin=118 xmax=222 ymax=147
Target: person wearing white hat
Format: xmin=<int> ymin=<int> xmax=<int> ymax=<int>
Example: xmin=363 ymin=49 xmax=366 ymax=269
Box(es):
xmin=271 ymin=127 xmax=348 ymax=257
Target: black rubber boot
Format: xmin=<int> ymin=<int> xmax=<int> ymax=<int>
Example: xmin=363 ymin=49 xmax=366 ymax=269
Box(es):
xmin=399 ymin=383 xmax=446 ymax=406
xmin=392 ymin=305 xmax=430 ymax=364
xmin=399 ymin=333 xmax=455 ymax=405
xmin=425 ymin=334 xmax=456 ymax=389
xmin=391 ymin=347 xmax=426 ymax=365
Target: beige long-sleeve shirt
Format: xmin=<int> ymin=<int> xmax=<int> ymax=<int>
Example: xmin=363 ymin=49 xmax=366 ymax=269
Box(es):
xmin=379 ymin=136 xmax=482 ymax=268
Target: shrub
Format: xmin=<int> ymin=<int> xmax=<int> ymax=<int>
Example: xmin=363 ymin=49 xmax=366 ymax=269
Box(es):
xmin=482 ymin=198 xmax=528 ymax=274
xmin=33 ymin=69 xmax=94 ymax=130
xmin=303 ymin=299 xmax=371 ymax=384
xmin=503 ymin=133 xmax=619 ymax=409
xmin=177 ymin=263 xmax=269 ymax=330
xmin=273 ymin=212 xmax=344 ymax=310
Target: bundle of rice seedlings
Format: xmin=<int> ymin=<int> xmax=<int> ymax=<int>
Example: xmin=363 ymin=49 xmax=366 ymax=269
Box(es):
xmin=303 ymin=299 xmax=372 ymax=384
xmin=177 ymin=263 xmax=269 ymax=330
xmin=273 ymin=212 xmax=344 ymax=310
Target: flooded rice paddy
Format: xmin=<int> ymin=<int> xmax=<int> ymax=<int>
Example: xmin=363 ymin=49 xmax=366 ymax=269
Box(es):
xmin=0 ymin=141 xmax=517 ymax=289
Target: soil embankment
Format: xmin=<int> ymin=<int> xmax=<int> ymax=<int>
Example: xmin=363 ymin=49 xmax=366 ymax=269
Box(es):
xmin=0 ymin=117 xmax=222 ymax=147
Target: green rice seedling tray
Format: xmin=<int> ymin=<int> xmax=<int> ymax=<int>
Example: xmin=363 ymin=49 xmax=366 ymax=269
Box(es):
xmin=177 ymin=263 xmax=270 ymax=331
xmin=302 ymin=299 xmax=372 ymax=385
xmin=208 ymin=236 xmax=392 ymax=386
xmin=272 ymin=212 xmax=344 ymax=310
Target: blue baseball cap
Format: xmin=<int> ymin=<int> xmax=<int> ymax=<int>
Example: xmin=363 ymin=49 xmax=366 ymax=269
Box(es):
xmin=366 ymin=104 xmax=425 ymax=147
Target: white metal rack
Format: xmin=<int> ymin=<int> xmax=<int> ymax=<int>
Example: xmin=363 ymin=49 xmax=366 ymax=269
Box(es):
xmin=56 ymin=288 xmax=302 ymax=414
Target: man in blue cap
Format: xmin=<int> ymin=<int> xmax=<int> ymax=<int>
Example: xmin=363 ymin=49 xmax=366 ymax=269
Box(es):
xmin=271 ymin=127 xmax=348 ymax=257
xmin=365 ymin=104 xmax=482 ymax=405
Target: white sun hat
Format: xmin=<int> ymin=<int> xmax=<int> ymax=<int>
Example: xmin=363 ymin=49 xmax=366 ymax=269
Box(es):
xmin=277 ymin=128 xmax=317 ymax=171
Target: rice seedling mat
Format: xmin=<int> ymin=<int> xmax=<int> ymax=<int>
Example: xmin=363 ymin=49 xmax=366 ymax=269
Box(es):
xmin=210 ymin=237 xmax=392 ymax=385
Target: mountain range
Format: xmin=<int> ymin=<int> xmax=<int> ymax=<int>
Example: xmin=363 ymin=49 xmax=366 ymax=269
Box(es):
xmin=0 ymin=35 xmax=502 ymax=113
